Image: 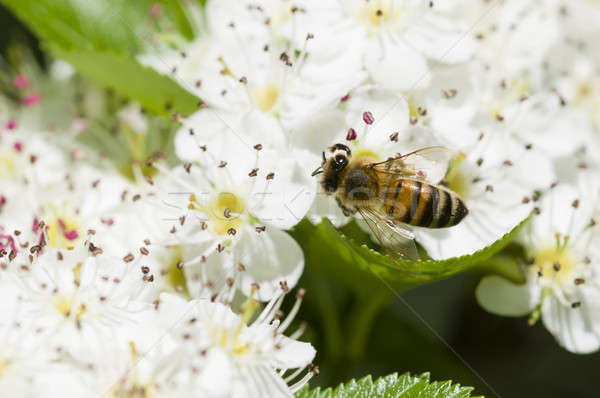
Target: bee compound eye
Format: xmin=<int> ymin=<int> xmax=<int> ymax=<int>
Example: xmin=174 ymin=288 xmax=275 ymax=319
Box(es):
xmin=333 ymin=154 xmax=348 ymax=171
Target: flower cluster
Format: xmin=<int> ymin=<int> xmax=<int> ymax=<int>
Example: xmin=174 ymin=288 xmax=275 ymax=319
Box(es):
xmin=1 ymin=0 xmax=600 ymax=396
xmin=0 ymin=61 xmax=315 ymax=396
xmin=140 ymin=0 xmax=600 ymax=354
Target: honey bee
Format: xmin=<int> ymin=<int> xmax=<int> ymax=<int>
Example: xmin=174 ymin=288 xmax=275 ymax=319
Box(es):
xmin=311 ymin=143 xmax=468 ymax=262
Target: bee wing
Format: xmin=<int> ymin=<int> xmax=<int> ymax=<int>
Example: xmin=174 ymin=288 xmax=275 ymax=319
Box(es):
xmin=357 ymin=206 xmax=420 ymax=263
xmin=371 ymin=146 xmax=454 ymax=185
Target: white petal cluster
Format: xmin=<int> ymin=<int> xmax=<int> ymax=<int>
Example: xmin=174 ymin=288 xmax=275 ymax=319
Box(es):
xmin=2 ymin=1 xmax=600 ymax=397
xmin=0 ymin=68 xmax=316 ymax=396
xmin=140 ymin=0 xmax=600 ymax=354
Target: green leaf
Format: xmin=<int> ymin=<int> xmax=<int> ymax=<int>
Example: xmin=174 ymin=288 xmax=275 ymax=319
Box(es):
xmin=1 ymin=0 xmax=199 ymax=115
xmin=51 ymin=47 xmax=198 ymax=116
xmin=291 ymin=216 xmax=529 ymax=294
xmin=0 ymin=0 xmax=194 ymax=52
xmin=296 ymin=372 xmax=482 ymax=398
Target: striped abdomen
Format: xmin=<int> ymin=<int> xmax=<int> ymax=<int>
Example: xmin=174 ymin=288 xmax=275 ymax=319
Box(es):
xmin=382 ymin=179 xmax=468 ymax=228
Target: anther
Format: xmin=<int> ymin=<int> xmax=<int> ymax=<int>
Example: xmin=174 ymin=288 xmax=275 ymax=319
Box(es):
xmin=574 ymin=278 xmax=585 ymax=285
xmin=227 ymin=228 xmax=237 ymax=235
xmin=184 ymin=163 xmax=192 ymax=173
xmin=441 ymin=89 xmax=457 ymax=99
xmin=553 ymin=262 xmax=561 ymax=271
xmin=266 ymin=172 xmax=275 ymax=180
xmin=362 ymin=111 xmax=374 ymax=125
xmin=256 ymin=226 xmax=266 ymax=233
xmin=140 ymin=247 xmax=149 ymax=255
xmin=389 ymin=132 xmax=399 ymax=142
xmin=218 ymin=161 xmax=227 ymax=168
xmin=249 ymin=168 xmax=259 ymax=177
xmin=571 ymin=301 xmax=581 ymax=308
xmin=476 ymin=158 xmax=484 ymax=166
xmin=141 ymin=266 xmax=150 ymax=274
xmin=123 ymin=253 xmax=134 ymax=263
xmin=254 ymin=144 xmax=263 ymax=150
xmin=224 ymin=208 xmax=231 ymax=218
xmin=279 ymin=280 xmax=289 ymax=292
xmin=572 ymin=199 xmax=579 ymax=208
xmin=346 ymin=128 xmax=357 ymax=141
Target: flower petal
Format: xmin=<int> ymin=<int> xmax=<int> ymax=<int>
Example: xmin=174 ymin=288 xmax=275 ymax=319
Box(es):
xmin=475 ymin=275 xmax=539 ymax=317
xmin=365 ymin=36 xmax=430 ymax=91
xmin=541 ymin=289 xmax=600 ymax=354
xmin=236 ymin=228 xmax=304 ymax=301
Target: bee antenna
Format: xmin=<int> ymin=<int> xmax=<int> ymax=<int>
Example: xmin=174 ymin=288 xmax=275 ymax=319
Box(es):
xmin=311 ymin=166 xmax=323 ymax=177
xmin=321 ymin=151 xmax=326 ymax=164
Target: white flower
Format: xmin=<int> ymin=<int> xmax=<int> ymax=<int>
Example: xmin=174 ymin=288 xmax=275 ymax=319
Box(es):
xmin=0 ymin=283 xmax=56 ymax=397
xmin=476 ymin=174 xmax=600 ymax=353
xmin=1 ymin=232 xmax=154 ymax=363
xmin=464 ymin=0 xmax=561 ymax=81
xmin=305 ymin=0 xmax=476 ymax=91
xmin=153 ymin=129 xmax=313 ymax=301
xmin=0 ymin=127 xmax=66 ymax=225
xmin=140 ymin=0 xmax=360 ymax=135
xmin=150 ymin=285 xmax=316 ymax=398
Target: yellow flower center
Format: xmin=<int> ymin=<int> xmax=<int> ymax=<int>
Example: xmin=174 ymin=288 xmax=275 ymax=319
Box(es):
xmin=533 ymin=246 xmax=576 ymax=286
xmin=190 ymin=192 xmax=246 ymax=236
xmin=165 ymin=246 xmax=189 ymax=297
xmin=106 ymin=343 xmax=157 ymax=398
xmin=45 ymin=206 xmax=81 ymax=250
xmin=0 ymin=358 xmax=7 ymax=380
xmin=574 ymin=81 xmax=600 ymax=128
xmin=0 ymin=153 xmax=18 ymax=180
xmin=52 ymin=295 xmax=73 ymax=317
xmin=445 ymin=154 xmax=470 ymax=199
xmin=358 ymin=0 xmax=405 ymax=30
xmin=489 ymin=79 xmax=530 ymax=120
xmin=251 ymin=84 xmax=280 ymax=113
xmin=354 ymin=149 xmax=379 ymax=160
xmin=212 ymin=291 xmax=259 ymax=357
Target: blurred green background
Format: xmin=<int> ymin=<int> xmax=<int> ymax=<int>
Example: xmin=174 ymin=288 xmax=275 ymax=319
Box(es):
xmin=2 ymin=4 xmax=599 ymax=397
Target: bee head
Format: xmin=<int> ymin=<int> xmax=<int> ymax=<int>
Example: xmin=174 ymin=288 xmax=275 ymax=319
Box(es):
xmin=311 ymin=143 xmax=352 ymax=193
